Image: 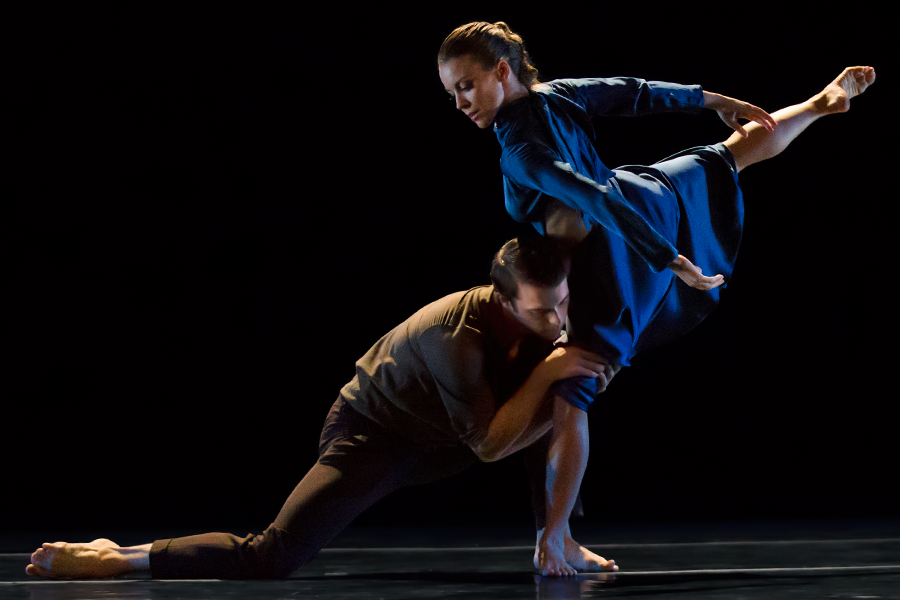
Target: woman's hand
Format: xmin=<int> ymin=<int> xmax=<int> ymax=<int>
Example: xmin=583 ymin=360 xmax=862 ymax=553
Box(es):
xmin=668 ymin=254 xmax=724 ymax=290
xmin=703 ymin=91 xmax=777 ymax=137
xmin=542 ymin=346 xmax=618 ymax=392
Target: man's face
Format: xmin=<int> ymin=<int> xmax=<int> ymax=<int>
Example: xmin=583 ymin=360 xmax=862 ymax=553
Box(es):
xmin=502 ymin=278 xmax=570 ymax=341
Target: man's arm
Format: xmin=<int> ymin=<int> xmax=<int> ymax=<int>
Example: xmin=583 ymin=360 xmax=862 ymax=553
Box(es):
xmin=472 ymin=347 xmax=609 ymax=462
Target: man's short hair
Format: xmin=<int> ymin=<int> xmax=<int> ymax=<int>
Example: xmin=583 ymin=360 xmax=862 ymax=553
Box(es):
xmin=491 ymin=233 xmax=569 ymax=303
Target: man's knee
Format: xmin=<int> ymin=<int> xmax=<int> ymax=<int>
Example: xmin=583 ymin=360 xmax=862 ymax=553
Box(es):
xmin=237 ymin=525 xmax=312 ymax=579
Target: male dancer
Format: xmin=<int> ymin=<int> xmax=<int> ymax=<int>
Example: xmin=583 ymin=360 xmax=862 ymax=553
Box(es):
xmin=27 ymin=234 xmax=620 ymax=579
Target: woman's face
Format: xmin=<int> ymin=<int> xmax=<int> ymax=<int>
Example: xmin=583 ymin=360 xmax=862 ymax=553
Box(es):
xmin=439 ymin=54 xmax=507 ymax=129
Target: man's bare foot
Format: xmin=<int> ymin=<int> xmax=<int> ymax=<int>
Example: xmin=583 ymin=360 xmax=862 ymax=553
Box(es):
xmin=26 ymin=538 xmax=134 ymax=579
xmin=813 ymin=66 xmax=876 ymax=114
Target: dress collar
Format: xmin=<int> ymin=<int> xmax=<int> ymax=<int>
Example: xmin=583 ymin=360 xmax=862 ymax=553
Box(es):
xmin=493 ymin=93 xmax=533 ymax=132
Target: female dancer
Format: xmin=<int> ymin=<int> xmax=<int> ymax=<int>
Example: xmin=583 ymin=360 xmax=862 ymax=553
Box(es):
xmin=438 ymin=21 xmax=875 ymax=577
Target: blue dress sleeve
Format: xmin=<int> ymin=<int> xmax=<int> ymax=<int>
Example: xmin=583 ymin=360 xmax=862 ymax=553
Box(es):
xmin=548 ymin=77 xmax=705 ymax=117
xmin=500 ymin=141 xmax=678 ymax=272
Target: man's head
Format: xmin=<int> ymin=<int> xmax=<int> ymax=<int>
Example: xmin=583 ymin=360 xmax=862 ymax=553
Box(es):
xmin=491 ymin=234 xmax=570 ymax=341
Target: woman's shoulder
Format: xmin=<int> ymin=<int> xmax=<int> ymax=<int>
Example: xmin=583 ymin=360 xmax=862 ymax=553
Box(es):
xmin=535 ymin=78 xmax=605 ymax=93
xmin=533 ymin=79 xmax=605 ymax=109
xmin=533 ymin=79 xmax=574 ymax=97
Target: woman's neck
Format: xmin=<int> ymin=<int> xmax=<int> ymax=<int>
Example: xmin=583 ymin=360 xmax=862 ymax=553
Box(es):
xmin=502 ymin=78 xmax=531 ymax=107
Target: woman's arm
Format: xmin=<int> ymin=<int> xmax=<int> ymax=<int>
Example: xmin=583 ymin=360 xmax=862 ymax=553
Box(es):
xmin=504 ymin=146 xmax=724 ymax=288
xmin=702 ymin=91 xmax=777 ymax=136
xmin=503 ymin=144 xmax=678 ymax=272
xmin=553 ymin=78 xmax=777 ymax=135
xmin=543 ymin=199 xmax=590 ymax=250
xmin=554 ymin=77 xmax=705 ymax=117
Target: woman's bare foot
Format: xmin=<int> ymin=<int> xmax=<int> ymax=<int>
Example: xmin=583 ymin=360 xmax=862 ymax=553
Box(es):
xmin=534 ymin=528 xmax=618 ymax=576
xmin=26 ymin=538 xmax=136 ymax=579
xmin=562 ymin=535 xmax=618 ymax=572
xmin=536 ymin=529 xmax=576 ymax=577
xmin=813 ymin=66 xmax=876 ymax=114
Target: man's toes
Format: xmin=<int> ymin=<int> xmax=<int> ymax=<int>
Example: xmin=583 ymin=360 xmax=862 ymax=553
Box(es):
xmin=32 ymin=548 xmax=51 ymax=567
xmin=26 ymin=563 xmax=49 ymax=577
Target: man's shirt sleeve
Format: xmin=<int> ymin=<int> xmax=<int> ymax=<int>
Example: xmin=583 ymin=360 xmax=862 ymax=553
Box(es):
xmin=417 ymin=324 xmax=496 ymax=449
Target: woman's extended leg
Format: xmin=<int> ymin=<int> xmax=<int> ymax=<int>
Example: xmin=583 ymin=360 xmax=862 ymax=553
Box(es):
xmin=725 ymin=66 xmax=875 ymax=173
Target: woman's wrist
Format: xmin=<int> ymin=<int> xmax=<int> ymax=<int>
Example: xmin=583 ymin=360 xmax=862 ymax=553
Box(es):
xmin=702 ymin=91 xmax=723 ymax=109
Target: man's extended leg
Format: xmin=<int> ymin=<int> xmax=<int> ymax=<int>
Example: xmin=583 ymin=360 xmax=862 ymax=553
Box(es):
xmin=725 ymin=67 xmax=875 ymax=173
xmin=28 ymin=398 xmax=478 ymax=579
xmin=27 ymin=453 xmax=395 ymax=580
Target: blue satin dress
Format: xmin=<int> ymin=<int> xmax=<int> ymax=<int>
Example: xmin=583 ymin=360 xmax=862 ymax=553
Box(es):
xmin=493 ymin=78 xmax=744 ymax=410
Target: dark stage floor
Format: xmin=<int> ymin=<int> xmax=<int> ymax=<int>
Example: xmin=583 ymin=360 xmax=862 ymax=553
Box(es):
xmin=3 ymin=520 xmax=899 ymax=599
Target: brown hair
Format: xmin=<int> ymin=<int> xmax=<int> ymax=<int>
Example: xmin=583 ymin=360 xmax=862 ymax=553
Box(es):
xmin=438 ymin=21 xmax=539 ymax=89
xmin=491 ymin=234 xmax=568 ymax=303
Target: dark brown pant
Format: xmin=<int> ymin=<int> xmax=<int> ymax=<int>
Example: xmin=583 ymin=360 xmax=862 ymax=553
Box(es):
xmin=149 ymin=397 xmax=580 ymax=579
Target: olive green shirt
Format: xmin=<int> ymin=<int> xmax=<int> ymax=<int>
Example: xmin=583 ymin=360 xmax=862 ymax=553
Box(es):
xmin=340 ymin=286 xmax=554 ymax=448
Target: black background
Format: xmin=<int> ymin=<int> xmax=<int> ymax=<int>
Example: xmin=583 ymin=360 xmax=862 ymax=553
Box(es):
xmin=8 ymin=6 xmax=894 ymax=538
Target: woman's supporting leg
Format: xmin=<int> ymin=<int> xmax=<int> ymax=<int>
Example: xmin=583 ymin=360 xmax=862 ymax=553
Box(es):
xmin=725 ymin=66 xmax=875 ymax=173
xmin=536 ymin=396 xmax=590 ymax=577
xmin=524 ymin=427 xmax=618 ymax=574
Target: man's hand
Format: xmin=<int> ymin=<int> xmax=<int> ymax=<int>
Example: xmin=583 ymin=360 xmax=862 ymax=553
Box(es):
xmin=543 ymin=346 xmax=617 ymax=391
xmin=703 ymin=91 xmax=777 ymax=137
xmin=668 ymin=254 xmax=724 ymax=290
xmin=596 ymin=361 xmax=620 ymax=394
